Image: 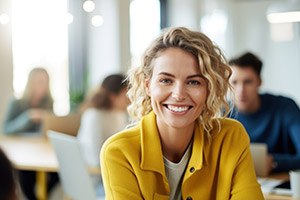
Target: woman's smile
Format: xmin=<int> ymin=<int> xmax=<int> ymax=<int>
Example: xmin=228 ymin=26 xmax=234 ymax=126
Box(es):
xmin=164 ymin=104 xmax=192 ymax=114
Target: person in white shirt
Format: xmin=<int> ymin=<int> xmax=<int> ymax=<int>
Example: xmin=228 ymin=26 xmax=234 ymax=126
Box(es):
xmin=77 ymin=74 xmax=129 ymax=167
xmin=77 ymin=74 xmax=129 ymax=197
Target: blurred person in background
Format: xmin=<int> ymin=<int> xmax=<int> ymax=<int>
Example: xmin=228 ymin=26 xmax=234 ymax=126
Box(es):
xmin=0 ymin=148 xmax=18 ymax=200
xmin=78 ymin=73 xmax=129 ymax=167
xmin=3 ymin=67 xmax=53 ymax=134
xmin=2 ymin=67 xmax=58 ymax=200
xmin=229 ymin=52 xmax=300 ymax=174
xmin=77 ymin=74 xmax=129 ymax=196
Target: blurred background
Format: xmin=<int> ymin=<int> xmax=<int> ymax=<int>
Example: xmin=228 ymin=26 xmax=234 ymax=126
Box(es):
xmin=0 ymin=0 xmax=299 ymax=132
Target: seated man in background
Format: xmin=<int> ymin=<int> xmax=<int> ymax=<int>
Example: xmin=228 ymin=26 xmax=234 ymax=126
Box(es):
xmin=229 ymin=52 xmax=300 ymax=174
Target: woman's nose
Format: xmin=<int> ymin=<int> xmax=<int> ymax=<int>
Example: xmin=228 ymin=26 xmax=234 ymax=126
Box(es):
xmin=171 ymin=83 xmax=186 ymax=101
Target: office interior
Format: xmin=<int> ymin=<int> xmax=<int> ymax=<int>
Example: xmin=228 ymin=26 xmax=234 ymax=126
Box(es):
xmin=0 ymin=0 xmax=299 ymax=199
xmin=0 ymin=0 xmax=299 ymax=130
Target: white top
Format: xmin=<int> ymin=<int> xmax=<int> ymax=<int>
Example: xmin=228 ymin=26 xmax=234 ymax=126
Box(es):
xmin=163 ymin=142 xmax=192 ymax=200
xmin=77 ymin=108 xmax=127 ymax=167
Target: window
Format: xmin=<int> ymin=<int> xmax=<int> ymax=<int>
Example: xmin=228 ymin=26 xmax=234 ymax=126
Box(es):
xmin=130 ymin=0 xmax=161 ymax=66
xmin=12 ymin=0 xmax=69 ymax=115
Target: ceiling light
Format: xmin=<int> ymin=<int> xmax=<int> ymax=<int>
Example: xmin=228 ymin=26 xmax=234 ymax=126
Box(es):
xmin=91 ymin=15 xmax=104 ymax=27
xmin=83 ymin=0 xmax=95 ymax=13
xmin=66 ymin=13 xmax=74 ymax=24
xmin=267 ymin=1 xmax=300 ymax=23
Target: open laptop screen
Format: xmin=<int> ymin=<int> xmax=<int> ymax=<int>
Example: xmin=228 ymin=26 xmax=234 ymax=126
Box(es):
xmin=250 ymin=143 xmax=268 ymax=177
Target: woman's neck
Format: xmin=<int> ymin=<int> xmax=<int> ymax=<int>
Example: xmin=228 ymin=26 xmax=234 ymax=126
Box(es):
xmin=157 ymin=120 xmax=194 ymax=163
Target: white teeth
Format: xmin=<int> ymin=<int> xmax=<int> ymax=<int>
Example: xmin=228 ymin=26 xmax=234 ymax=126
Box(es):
xmin=167 ymin=105 xmax=189 ymax=112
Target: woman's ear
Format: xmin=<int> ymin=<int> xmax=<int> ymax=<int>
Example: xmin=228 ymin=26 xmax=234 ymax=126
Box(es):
xmin=144 ymin=77 xmax=151 ymax=96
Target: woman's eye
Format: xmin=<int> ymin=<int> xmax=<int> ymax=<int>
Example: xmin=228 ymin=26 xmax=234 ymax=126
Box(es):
xmin=188 ymin=80 xmax=200 ymax=85
xmin=160 ymin=79 xmax=172 ymax=83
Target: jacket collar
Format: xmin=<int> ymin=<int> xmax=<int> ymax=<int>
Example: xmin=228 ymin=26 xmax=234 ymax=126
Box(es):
xmin=140 ymin=111 xmax=165 ymax=175
xmin=188 ymin=119 xmax=208 ymax=171
xmin=140 ymin=111 xmax=207 ymax=176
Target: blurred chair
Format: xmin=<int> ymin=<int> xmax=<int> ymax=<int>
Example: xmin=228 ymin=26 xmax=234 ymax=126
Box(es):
xmin=42 ymin=113 xmax=81 ymax=137
xmin=48 ymin=130 xmax=104 ymax=200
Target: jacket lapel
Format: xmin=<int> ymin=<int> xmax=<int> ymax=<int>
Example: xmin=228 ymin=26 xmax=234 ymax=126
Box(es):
xmin=140 ymin=111 xmax=166 ymax=177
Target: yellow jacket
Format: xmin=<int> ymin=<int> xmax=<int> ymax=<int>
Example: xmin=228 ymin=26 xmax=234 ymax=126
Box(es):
xmin=100 ymin=111 xmax=264 ymax=200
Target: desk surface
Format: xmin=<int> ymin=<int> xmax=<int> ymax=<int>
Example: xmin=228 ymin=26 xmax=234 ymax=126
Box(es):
xmin=262 ymin=173 xmax=300 ymax=200
xmin=0 ymin=135 xmax=58 ymax=172
xmin=0 ymin=134 xmax=100 ymax=174
xmin=0 ymin=134 xmax=100 ymax=200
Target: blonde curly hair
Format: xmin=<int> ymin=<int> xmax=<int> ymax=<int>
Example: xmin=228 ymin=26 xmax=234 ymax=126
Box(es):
xmin=127 ymin=27 xmax=233 ymax=134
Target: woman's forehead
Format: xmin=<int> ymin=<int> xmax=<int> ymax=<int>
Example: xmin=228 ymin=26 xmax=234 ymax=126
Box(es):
xmin=151 ymin=48 xmax=200 ymax=74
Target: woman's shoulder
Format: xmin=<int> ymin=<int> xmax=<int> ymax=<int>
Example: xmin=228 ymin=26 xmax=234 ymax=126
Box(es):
xmin=212 ymin=117 xmax=245 ymax=130
xmin=80 ymin=108 xmax=101 ymax=121
xmin=207 ymin=118 xmax=250 ymax=154
xmin=6 ymin=96 xmax=25 ymax=110
xmin=83 ymin=109 xmax=126 ymax=117
xmin=82 ymin=108 xmax=102 ymax=115
xmin=8 ymin=95 xmax=21 ymax=104
xmin=211 ymin=118 xmax=249 ymax=141
xmin=101 ymin=124 xmax=141 ymax=153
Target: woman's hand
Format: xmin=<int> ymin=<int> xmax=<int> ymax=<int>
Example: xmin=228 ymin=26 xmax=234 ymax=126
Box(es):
xmin=266 ymin=154 xmax=274 ymax=175
xmin=29 ymin=109 xmax=47 ymax=123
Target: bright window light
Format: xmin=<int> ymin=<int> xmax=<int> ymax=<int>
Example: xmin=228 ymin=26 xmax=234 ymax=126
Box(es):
xmin=200 ymin=9 xmax=228 ymax=49
xmin=130 ymin=0 xmax=161 ymax=66
xmin=12 ymin=0 xmax=70 ymax=115
xmin=0 ymin=13 xmax=9 ymax=24
xmin=0 ymin=13 xmax=10 ymax=24
xmin=270 ymin=22 xmax=294 ymax=42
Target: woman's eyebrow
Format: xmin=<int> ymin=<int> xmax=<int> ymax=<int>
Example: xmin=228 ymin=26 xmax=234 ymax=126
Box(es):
xmin=187 ymin=74 xmax=204 ymax=79
xmin=157 ymin=72 xmax=204 ymax=79
xmin=157 ymin=72 xmax=175 ymax=77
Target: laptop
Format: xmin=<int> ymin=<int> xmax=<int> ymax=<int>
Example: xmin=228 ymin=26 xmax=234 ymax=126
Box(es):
xmin=48 ymin=130 xmax=104 ymax=200
xmin=249 ymin=143 xmax=268 ymax=177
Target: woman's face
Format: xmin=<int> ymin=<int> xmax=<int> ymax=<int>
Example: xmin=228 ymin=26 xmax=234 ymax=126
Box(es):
xmin=31 ymin=71 xmax=49 ymax=99
xmin=111 ymin=88 xmax=130 ymax=111
xmin=145 ymin=47 xmax=208 ymax=129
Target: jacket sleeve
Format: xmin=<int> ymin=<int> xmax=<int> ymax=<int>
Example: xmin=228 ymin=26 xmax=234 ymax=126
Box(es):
xmin=100 ymin=141 xmax=143 ymax=200
xmin=3 ymin=99 xmax=36 ymax=134
xmin=230 ymin=126 xmax=264 ymax=200
xmin=272 ymin=99 xmax=300 ymax=172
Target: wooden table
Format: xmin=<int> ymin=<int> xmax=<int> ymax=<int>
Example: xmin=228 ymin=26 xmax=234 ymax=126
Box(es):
xmin=0 ymin=134 xmax=58 ymax=200
xmin=0 ymin=134 xmax=100 ymax=200
xmin=263 ymin=173 xmax=300 ymax=200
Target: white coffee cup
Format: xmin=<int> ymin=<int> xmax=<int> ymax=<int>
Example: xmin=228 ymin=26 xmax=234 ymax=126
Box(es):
xmin=289 ymin=170 xmax=300 ymax=198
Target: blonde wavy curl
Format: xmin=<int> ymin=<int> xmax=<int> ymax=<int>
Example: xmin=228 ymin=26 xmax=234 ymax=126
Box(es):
xmin=127 ymin=27 xmax=233 ymax=135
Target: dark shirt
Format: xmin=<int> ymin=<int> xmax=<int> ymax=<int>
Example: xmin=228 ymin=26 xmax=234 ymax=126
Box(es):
xmin=230 ymin=93 xmax=300 ymax=172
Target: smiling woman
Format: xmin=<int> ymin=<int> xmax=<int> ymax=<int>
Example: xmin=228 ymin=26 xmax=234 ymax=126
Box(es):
xmin=100 ymin=27 xmax=264 ymax=200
